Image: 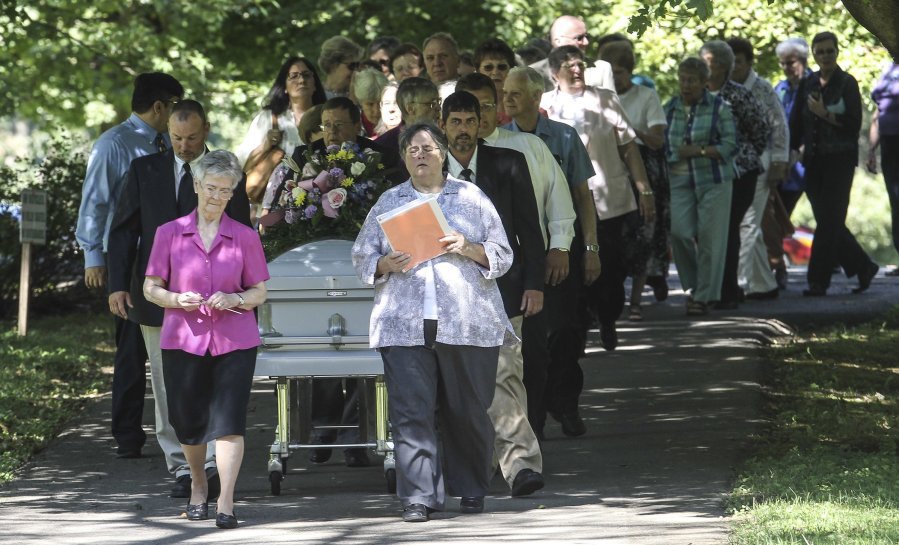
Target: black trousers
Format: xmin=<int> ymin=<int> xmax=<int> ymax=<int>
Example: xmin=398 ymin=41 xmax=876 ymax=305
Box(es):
xmin=110 ymin=316 xmax=148 ymax=450
xmin=720 ymin=172 xmax=759 ymax=303
xmin=805 ymin=152 xmax=873 ymax=287
xmin=881 ymin=135 xmax=899 ymax=254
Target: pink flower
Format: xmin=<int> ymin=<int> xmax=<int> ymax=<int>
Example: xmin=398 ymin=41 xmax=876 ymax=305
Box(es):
xmin=322 ymin=188 xmax=347 ymax=218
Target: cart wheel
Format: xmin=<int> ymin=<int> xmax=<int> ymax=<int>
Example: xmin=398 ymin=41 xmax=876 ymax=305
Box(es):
xmin=385 ymin=468 xmax=397 ymax=494
xmin=269 ymin=471 xmax=282 ymax=496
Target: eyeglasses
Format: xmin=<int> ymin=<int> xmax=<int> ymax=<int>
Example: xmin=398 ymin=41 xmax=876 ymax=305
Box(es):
xmin=561 ymin=61 xmax=587 ymax=71
xmin=202 ymin=185 xmax=233 ymax=199
xmin=287 ymin=71 xmax=315 ymax=81
xmin=320 ymin=121 xmax=352 ymax=132
xmin=406 ymin=145 xmax=436 ymax=156
xmin=479 ymin=102 xmax=497 ymax=112
xmin=778 ymin=58 xmax=800 ymax=67
xmin=411 ymin=98 xmax=441 ymax=110
xmin=813 ymin=48 xmax=837 ymax=56
xmin=560 ymin=33 xmax=590 ymax=43
xmin=344 ymin=61 xmax=361 ymax=71
xmin=479 ymin=63 xmax=510 ymax=73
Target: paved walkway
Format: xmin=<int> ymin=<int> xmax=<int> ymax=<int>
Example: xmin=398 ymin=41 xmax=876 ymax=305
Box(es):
xmin=1 ymin=268 xmax=896 ymax=544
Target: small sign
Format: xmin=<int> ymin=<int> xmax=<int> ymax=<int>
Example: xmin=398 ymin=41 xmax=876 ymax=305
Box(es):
xmin=327 ymin=290 xmax=348 ymax=297
xmin=20 ymin=189 xmax=47 ymax=245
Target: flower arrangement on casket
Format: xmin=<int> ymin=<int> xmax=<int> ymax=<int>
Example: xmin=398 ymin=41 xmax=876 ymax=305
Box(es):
xmin=261 ymin=142 xmax=390 ymax=258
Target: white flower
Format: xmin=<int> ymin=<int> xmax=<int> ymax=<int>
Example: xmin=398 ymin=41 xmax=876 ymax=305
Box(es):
xmin=350 ymin=161 xmax=366 ymax=176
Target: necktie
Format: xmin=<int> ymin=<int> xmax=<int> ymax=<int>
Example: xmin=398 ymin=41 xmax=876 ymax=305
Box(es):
xmin=177 ymin=163 xmax=194 ymax=215
xmin=459 ymin=168 xmax=473 ymax=182
xmin=154 ymin=133 xmax=168 ymax=153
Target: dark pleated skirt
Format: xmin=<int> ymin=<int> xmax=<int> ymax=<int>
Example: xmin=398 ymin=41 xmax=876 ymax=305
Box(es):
xmin=162 ymin=347 xmax=256 ymax=445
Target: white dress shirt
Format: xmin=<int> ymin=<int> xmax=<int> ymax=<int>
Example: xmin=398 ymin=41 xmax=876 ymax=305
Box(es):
xmin=482 ymin=127 xmax=576 ymax=251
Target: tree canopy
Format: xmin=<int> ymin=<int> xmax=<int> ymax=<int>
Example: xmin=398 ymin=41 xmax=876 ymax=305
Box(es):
xmin=0 ymin=0 xmax=894 ymax=149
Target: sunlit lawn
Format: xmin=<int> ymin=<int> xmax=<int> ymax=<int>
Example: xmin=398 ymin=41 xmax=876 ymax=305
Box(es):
xmin=729 ymin=307 xmax=899 ymax=544
xmin=0 ymin=313 xmax=113 ymax=482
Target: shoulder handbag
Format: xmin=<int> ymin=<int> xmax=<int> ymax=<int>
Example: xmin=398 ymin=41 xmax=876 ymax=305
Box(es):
xmin=245 ymin=111 xmax=285 ymax=203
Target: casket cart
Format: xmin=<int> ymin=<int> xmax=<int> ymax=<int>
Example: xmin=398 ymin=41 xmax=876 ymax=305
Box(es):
xmin=255 ymin=239 xmax=395 ymax=495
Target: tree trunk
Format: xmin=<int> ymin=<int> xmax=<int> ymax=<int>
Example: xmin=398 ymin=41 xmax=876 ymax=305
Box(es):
xmin=842 ymin=0 xmax=899 ymax=60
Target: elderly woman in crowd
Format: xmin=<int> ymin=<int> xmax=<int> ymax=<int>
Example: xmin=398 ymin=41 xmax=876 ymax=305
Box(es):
xmin=699 ymin=40 xmax=770 ymax=310
xmin=390 ymin=43 xmax=424 ymax=83
xmin=775 ymin=37 xmax=812 ymax=215
xmin=727 ymin=37 xmax=790 ymax=301
xmin=378 ymin=82 xmax=402 ymax=135
xmin=235 ymin=56 xmax=327 ymax=190
xmin=664 ymin=57 xmax=737 ymax=316
xmin=143 ymin=150 xmax=269 ymax=529
xmin=368 ymin=36 xmax=400 ymax=78
xmin=319 ymin=36 xmax=364 ymax=98
xmin=474 ymin=38 xmax=517 ymax=126
xmin=789 ymin=31 xmax=878 ymax=296
xmin=352 ymin=123 xmax=515 ymax=523
xmin=541 ymin=45 xmax=654 ymax=350
xmin=353 ymin=68 xmax=390 ymax=137
xmin=599 ymin=40 xmax=669 ymax=321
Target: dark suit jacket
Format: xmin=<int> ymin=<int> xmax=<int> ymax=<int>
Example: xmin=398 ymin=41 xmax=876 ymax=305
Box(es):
xmin=107 ymin=149 xmax=252 ymax=326
xmin=452 ymin=144 xmax=545 ymax=318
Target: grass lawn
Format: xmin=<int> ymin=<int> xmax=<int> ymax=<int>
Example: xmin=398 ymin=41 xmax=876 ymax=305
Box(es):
xmin=729 ymin=307 xmax=899 ymax=544
xmin=0 ymin=313 xmax=114 ymax=482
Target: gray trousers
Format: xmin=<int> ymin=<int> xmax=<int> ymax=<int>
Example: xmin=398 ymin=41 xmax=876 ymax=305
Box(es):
xmin=380 ymin=320 xmax=499 ymax=511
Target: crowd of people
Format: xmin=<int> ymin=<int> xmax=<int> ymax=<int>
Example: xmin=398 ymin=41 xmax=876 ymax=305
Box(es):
xmin=73 ymin=12 xmax=899 ymax=528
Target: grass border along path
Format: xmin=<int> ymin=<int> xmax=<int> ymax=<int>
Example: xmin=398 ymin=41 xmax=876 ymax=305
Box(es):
xmin=729 ymin=306 xmax=899 ymax=544
xmin=0 ymin=313 xmax=114 ymax=483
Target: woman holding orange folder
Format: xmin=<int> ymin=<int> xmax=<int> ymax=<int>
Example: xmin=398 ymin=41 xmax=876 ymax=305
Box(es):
xmin=352 ymin=122 xmax=516 ymax=523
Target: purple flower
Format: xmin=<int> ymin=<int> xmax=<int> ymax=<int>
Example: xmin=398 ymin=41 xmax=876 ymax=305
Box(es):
xmin=326 ymin=144 xmax=340 ymax=153
xmin=329 ymin=168 xmax=346 ymax=186
xmin=304 ymin=204 xmax=318 ymax=218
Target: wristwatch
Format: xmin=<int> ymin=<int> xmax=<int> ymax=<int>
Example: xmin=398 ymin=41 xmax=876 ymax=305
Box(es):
xmin=553 ymin=247 xmax=569 ymax=253
xmin=585 ymin=244 xmax=599 ymax=253
xmin=236 ymin=293 xmax=245 ymax=306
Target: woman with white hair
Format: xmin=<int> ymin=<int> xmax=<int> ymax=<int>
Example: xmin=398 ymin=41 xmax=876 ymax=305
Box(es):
xmin=143 ymin=150 xmax=269 ymax=529
xmin=699 ymin=40 xmax=771 ymax=310
xmin=319 ymin=35 xmax=364 ymax=98
xmin=353 ymin=67 xmax=389 ymax=137
xmin=774 ymin=37 xmax=812 ymax=215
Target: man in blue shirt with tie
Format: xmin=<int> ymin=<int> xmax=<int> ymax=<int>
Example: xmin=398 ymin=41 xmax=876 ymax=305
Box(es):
xmin=75 ymin=72 xmax=183 ymax=461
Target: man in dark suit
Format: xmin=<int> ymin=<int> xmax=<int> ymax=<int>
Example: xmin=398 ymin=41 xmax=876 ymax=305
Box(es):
xmin=107 ymin=99 xmax=251 ymax=498
xmin=440 ymin=90 xmax=546 ymax=497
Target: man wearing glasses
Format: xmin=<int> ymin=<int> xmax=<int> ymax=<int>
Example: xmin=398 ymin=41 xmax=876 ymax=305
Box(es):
xmin=529 ymin=15 xmax=614 ymax=93
xmin=75 ymin=72 xmax=182 ymax=462
xmin=107 ymin=99 xmax=250 ymax=497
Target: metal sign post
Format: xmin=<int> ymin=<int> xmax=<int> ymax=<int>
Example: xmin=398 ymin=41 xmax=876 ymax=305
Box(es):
xmin=18 ymin=189 xmax=47 ymax=336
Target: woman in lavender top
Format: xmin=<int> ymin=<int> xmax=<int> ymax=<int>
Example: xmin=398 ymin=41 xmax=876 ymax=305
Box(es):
xmin=352 ymin=123 xmax=515 ymax=522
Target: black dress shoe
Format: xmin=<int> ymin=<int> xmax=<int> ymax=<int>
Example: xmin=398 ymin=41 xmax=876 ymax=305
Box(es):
xmin=309 ymin=448 xmax=333 ymax=463
xmin=646 ymin=275 xmax=669 ymax=301
xmin=186 ymin=502 xmax=208 ymax=521
xmin=551 ymin=412 xmax=586 ymax=437
xmin=745 ymin=288 xmax=779 ymax=300
xmin=713 ymin=299 xmax=739 ymax=310
xmin=803 ymin=284 xmax=827 ymax=297
xmin=344 ymin=448 xmax=371 ymax=467
xmin=215 ymin=511 xmax=238 ymax=529
xmin=206 ymin=467 xmax=221 ymax=502
xmin=511 ymin=468 xmax=545 ymax=497
xmin=171 ymin=475 xmax=191 ymax=498
xmin=115 ymin=446 xmax=142 ymax=459
xmin=460 ymin=496 xmax=485 ymax=514
xmin=853 ymin=261 xmax=879 ymax=294
xmin=402 ymin=503 xmax=430 ymax=522
xmin=599 ymin=322 xmax=618 ymax=351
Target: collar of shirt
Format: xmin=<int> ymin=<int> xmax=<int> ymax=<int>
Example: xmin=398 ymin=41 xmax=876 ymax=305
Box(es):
xmin=446 ymin=146 xmax=479 ymax=180
xmin=174 ymin=150 xmax=207 ymax=196
xmin=179 ymin=209 xmax=237 ymax=249
xmin=743 ymin=70 xmax=759 ymax=90
xmin=127 ymin=113 xmax=164 ymax=148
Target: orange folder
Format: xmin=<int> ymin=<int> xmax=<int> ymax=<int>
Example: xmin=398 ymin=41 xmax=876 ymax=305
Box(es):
xmin=377 ymin=197 xmax=452 ymax=270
